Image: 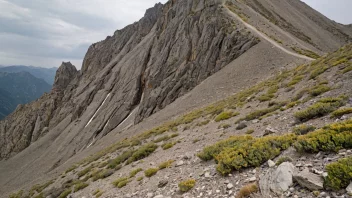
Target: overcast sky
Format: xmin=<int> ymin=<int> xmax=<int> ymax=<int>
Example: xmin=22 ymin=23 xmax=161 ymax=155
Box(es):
xmin=0 ymin=0 xmax=350 ymax=69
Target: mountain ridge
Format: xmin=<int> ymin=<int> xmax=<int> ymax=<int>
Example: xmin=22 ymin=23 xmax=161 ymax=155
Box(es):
xmin=0 ymin=0 xmax=351 ymax=197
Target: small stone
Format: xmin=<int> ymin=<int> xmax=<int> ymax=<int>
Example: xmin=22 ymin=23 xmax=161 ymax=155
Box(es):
xmin=322 ymin=172 xmax=328 ymax=177
xmin=304 ymin=164 xmax=313 ymax=167
xmin=264 ymin=127 xmax=278 ymax=136
xmin=158 ymin=180 xmax=168 ymax=188
xmin=154 ymin=196 xmax=164 ymax=198
xmin=346 ymin=182 xmax=352 ymax=195
xmin=204 ymin=172 xmax=211 ymax=178
xmin=268 ymin=160 xmax=275 ymax=168
xmin=293 ymin=195 xmax=298 ymax=198
xmin=224 ymin=180 xmax=230 ymax=184
xmin=229 ymin=190 xmax=233 ymax=195
xmin=252 ymin=119 xmax=259 ymax=124
xmin=147 ymin=193 xmax=154 ymax=198
xmin=289 ymin=187 xmax=295 ymax=192
xmin=248 ymin=176 xmax=256 ymax=182
xmin=296 ymin=163 xmax=303 ymax=167
xmin=236 ymin=122 xmax=247 ymax=130
xmin=227 ymin=183 xmax=234 ymax=189
xmin=320 ymin=192 xmax=327 ymax=197
xmin=176 ymin=160 xmax=184 ymax=167
xmin=216 ymin=190 xmax=220 ymax=193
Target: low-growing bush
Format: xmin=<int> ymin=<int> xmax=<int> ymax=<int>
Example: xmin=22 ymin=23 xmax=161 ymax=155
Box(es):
xmin=112 ymin=177 xmax=129 ymax=188
xmin=236 ymin=183 xmax=258 ymax=198
xmin=137 ymin=176 xmax=143 ymax=181
xmin=238 ymin=104 xmax=284 ymax=122
xmin=215 ymin=111 xmax=238 ymax=122
xmin=178 ymin=179 xmax=196 ymax=192
xmin=309 ymin=85 xmax=330 ymax=96
xmin=91 ymin=169 xmax=114 ymax=181
xmin=294 ymin=97 xmax=346 ymax=122
xmin=325 ymin=156 xmax=352 ymax=190
xmin=129 ymin=168 xmax=143 ymax=178
xmin=126 ymin=143 xmax=158 ymax=164
xmin=74 ymin=182 xmax=89 ymax=192
xmin=77 ymin=165 xmax=93 ymax=177
xmin=287 ymin=75 xmax=304 ymax=87
xmin=108 ymin=150 xmax=134 ymax=169
xmin=276 ymin=156 xmax=293 ymax=165
xmin=153 ymin=135 xmax=171 ymax=143
xmin=294 ymin=119 xmax=352 ymax=153
xmin=293 ymin=124 xmax=316 ymax=135
xmin=159 ymin=160 xmax=175 ymax=169
xmin=162 ymin=142 xmax=175 ymax=150
xmin=331 ymin=108 xmax=352 ymax=118
xmin=144 ymin=168 xmax=159 ymax=177
xmin=58 ymin=189 xmax=71 ymax=198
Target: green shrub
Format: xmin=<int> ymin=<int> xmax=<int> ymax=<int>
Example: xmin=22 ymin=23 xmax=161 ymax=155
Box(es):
xmin=74 ymin=182 xmax=89 ymax=192
xmin=342 ymin=64 xmax=352 ymax=74
xmin=215 ymin=134 xmax=296 ymax=175
xmin=276 ymin=156 xmax=293 ymax=165
xmin=310 ymin=65 xmax=329 ymax=79
xmin=162 ymin=142 xmax=175 ymax=150
xmin=331 ymin=108 xmax=352 ymax=118
xmin=246 ymin=129 xmax=254 ymax=134
xmin=293 ymin=124 xmax=316 ymax=135
xmin=159 ymin=160 xmax=175 ymax=169
xmin=144 ymin=168 xmax=159 ymax=177
xmin=294 ymin=119 xmax=352 ymax=153
xmin=137 ymin=176 xmax=143 ymax=181
xmin=77 ymin=165 xmax=93 ymax=177
xmin=309 ymin=85 xmax=331 ymax=96
xmin=239 ymin=104 xmax=284 ymax=122
xmin=58 ymin=189 xmax=71 ymax=198
xmin=291 ymin=47 xmax=320 ymax=59
xmin=129 ymin=168 xmax=143 ymax=178
xmin=325 ymin=156 xmax=352 ymax=190
xmin=170 ymin=133 xmax=179 ymax=138
xmin=112 ymin=177 xmax=129 ymax=188
xmin=154 ymin=135 xmax=171 ymax=143
xmin=126 ymin=143 xmax=158 ymax=164
xmin=294 ymin=97 xmax=346 ymax=122
xmin=287 ymin=75 xmax=304 ymax=87
xmin=108 ymin=150 xmax=134 ymax=169
xmin=215 ymin=111 xmax=238 ymax=122
xmin=178 ymin=179 xmax=196 ymax=192
xmin=236 ymin=183 xmax=258 ymax=198
xmin=196 ymin=120 xmax=210 ymax=126
xmin=91 ymin=169 xmax=114 ymax=181
xmin=257 ymin=94 xmax=274 ymax=102
xmin=9 ymin=190 xmax=23 ymax=198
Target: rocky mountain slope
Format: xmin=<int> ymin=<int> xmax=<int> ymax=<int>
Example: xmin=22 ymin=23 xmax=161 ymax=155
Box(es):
xmin=0 ymin=72 xmax=51 ymax=120
xmin=0 ymin=66 xmax=57 ymax=85
xmin=0 ymin=0 xmax=351 ymax=197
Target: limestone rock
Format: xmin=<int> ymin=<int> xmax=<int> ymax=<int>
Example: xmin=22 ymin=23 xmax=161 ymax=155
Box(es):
xmin=264 ymin=127 xmax=278 ymax=136
xmin=293 ymin=169 xmax=324 ymax=190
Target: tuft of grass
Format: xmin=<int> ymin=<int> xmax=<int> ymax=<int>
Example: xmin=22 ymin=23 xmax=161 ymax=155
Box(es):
xmin=129 ymin=168 xmax=143 ymax=178
xmin=294 ymin=119 xmax=352 ymax=153
xmin=74 ymin=182 xmax=89 ymax=192
xmin=238 ymin=104 xmax=285 ymax=122
xmin=144 ymin=168 xmax=159 ymax=177
xmin=91 ymin=169 xmax=114 ymax=181
xmin=293 ymin=124 xmax=316 ymax=135
xmin=162 ymin=142 xmax=175 ymax=150
xmin=291 ymin=47 xmax=320 ymax=59
xmin=325 ymin=156 xmax=352 ymax=190
xmin=287 ymin=75 xmax=304 ymax=87
xmin=294 ymin=97 xmax=346 ymax=122
xmin=331 ymin=108 xmax=352 ymax=118
xmin=77 ymin=165 xmax=93 ymax=178
xmin=178 ymin=179 xmax=196 ymax=192
xmin=246 ymin=129 xmax=254 ymax=134
xmin=275 ymin=156 xmax=293 ymax=165
xmin=58 ymin=189 xmax=71 ymax=198
xmin=126 ymin=143 xmax=158 ymax=164
xmin=9 ymin=190 xmax=23 ymax=198
xmin=159 ymin=160 xmax=175 ymax=169
xmin=196 ymin=120 xmax=210 ymax=127
xmin=108 ymin=150 xmax=134 ymax=169
xmin=215 ymin=111 xmax=239 ymax=122
xmin=153 ymin=135 xmax=171 ymax=143
xmin=309 ymin=85 xmax=331 ymax=96
xmin=112 ymin=177 xmax=129 ymax=188
xmin=192 ymin=139 xmax=200 ymax=143
xmin=136 ymin=176 xmax=143 ymax=181
xmin=236 ymin=183 xmax=258 ymax=198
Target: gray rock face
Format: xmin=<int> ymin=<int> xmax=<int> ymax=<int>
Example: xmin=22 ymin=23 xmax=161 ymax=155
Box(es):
xmin=0 ymin=0 xmax=258 ymax=160
xmin=259 ymin=162 xmax=295 ymax=197
xmin=293 ymin=169 xmax=324 ymax=191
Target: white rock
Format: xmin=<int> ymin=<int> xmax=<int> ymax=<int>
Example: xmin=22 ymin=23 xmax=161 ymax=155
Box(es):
xmin=268 ymin=160 xmax=276 ymax=167
xmin=204 ymin=172 xmax=211 ymax=178
xmin=293 ymin=169 xmax=324 ymax=190
xmin=176 ymin=160 xmax=184 ymax=167
xmin=346 ymin=182 xmax=352 ymax=195
xmin=227 ymin=183 xmax=234 ymax=189
xmin=248 ymin=176 xmax=257 ymax=182
xmin=216 ymin=190 xmax=220 ymax=193
xmin=147 ymin=193 xmax=154 ymax=198
xmin=154 ymin=195 xmax=164 ymax=198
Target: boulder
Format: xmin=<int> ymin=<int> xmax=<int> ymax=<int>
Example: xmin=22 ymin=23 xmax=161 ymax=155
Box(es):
xmin=259 ymin=162 xmax=295 ymax=197
xmin=293 ymin=169 xmax=324 ymax=190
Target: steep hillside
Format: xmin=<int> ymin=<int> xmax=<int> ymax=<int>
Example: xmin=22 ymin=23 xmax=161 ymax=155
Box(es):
xmin=0 ymin=66 xmax=57 ymax=85
xmin=0 ymin=0 xmax=351 ymax=197
xmin=0 ymin=72 xmax=51 ymax=120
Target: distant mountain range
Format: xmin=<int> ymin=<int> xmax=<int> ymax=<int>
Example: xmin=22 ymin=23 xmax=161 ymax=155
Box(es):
xmin=0 ymin=67 xmax=54 ymax=120
xmin=0 ymin=65 xmax=57 ymax=85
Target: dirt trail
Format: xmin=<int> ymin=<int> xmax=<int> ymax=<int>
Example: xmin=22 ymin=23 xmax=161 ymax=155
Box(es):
xmin=224 ymin=7 xmax=316 ymax=61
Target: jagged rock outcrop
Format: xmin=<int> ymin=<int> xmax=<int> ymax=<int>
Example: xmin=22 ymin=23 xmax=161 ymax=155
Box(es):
xmin=52 ymin=62 xmax=78 ymax=91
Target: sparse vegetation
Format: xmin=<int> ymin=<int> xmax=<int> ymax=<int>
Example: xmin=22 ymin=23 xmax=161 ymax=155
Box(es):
xmin=162 ymin=142 xmax=175 ymax=150
xmin=144 ymin=168 xmax=159 ymax=177
xmin=58 ymin=189 xmax=71 ymax=198
xmin=112 ymin=177 xmax=129 ymax=188
xmin=178 ymin=179 xmax=196 ymax=192
xmin=196 ymin=120 xmax=210 ymax=127
xmin=237 ymin=104 xmax=285 ymax=122
xmin=246 ymin=129 xmax=254 ymax=134
xmin=74 ymin=182 xmax=89 ymax=192
xmin=154 ymin=135 xmax=171 ymax=143
xmin=276 ymin=156 xmax=293 ymax=165
xmin=126 ymin=143 xmax=158 ymax=164
xmin=9 ymin=190 xmax=23 ymax=198
xmin=309 ymin=84 xmax=331 ymax=96
xmin=29 ymin=180 xmax=54 ymax=196
xmin=325 ymin=156 xmax=352 ymax=190
xmin=215 ymin=111 xmax=238 ymax=122
xmin=159 ymin=160 xmax=175 ymax=169
xmin=129 ymin=168 xmax=143 ymax=178
xmin=65 ymin=164 xmax=78 ymax=173
xmin=287 ymin=75 xmax=304 ymax=87
xmin=293 ymin=124 xmax=316 ymax=135
xmin=77 ymin=165 xmax=93 ymax=177
xmin=236 ymin=183 xmax=258 ymax=198
xmin=137 ymin=176 xmax=143 ymax=181
xmin=331 ymin=108 xmax=352 ymax=118
xmin=294 ymin=96 xmax=346 ymax=122
xmin=108 ymin=150 xmax=134 ymax=169
xmin=291 ymin=47 xmax=320 ymax=59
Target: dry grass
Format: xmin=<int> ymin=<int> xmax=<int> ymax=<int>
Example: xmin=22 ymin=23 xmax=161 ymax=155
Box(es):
xmin=236 ymin=183 xmax=258 ymax=198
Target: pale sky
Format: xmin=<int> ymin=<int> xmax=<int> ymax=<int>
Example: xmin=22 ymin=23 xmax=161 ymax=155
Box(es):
xmin=0 ymin=0 xmax=350 ymax=69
